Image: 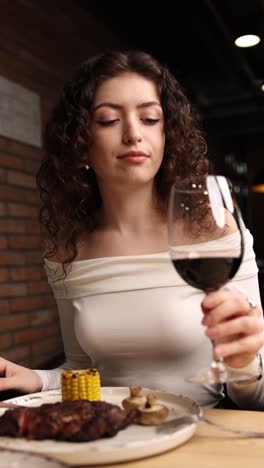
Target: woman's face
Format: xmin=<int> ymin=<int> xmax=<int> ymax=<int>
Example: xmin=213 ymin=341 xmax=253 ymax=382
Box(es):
xmin=88 ymin=72 xmax=165 ymax=190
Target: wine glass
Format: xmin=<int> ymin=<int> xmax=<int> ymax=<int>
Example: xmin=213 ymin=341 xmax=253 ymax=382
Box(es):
xmin=168 ymin=175 xmax=253 ymax=384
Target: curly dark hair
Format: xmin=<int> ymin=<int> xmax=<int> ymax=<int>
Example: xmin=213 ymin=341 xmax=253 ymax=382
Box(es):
xmin=37 ymin=49 xmax=209 ymax=267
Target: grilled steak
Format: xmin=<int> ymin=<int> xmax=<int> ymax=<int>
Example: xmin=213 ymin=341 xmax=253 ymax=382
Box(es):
xmin=0 ymin=400 xmax=138 ymax=442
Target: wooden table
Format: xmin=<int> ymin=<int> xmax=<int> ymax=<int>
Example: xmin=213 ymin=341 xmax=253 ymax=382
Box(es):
xmin=86 ymin=408 xmax=264 ymax=468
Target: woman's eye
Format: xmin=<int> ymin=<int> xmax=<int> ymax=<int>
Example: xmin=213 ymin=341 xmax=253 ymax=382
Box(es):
xmin=142 ymin=118 xmax=160 ymax=125
xmin=96 ymin=119 xmax=119 ymax=126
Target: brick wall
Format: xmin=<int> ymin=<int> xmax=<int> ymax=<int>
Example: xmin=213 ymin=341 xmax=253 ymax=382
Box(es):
xmin=0 ymin=0 xmax=123 ymax=368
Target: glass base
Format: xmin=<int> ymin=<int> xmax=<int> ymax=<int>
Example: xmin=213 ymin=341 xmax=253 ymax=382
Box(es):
xmin=186 ymin=363 xmax=254 ymax=385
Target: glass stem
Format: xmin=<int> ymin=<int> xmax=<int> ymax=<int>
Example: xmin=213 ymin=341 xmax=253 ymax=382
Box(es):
xmin=212 ymin=339 xmax=223 ymax=363
xmin=211 ymin=340 xmax=227 ymax=380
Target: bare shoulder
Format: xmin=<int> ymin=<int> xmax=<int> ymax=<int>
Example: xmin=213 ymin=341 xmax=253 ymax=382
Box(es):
xmin=43 ymin=241 xmax=69 ymax=263
xmin=225 ymin=209 xmax=245 ymax=234
xmin=43 ymin=237 xmax=88 ymax=263
xmin=75 ymin=232 xmax=101 ymax=260
xmin=75 ymin=229 xmax=126 ymax=260
xmin=43 ymin=230 xmax=109 ymax=263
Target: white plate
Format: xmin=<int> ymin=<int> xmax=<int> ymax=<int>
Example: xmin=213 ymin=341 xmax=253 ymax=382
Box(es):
xmin=0 ymin=387 xmax=200 ymax=466
xmin=0 ymin=449 xmax=67 ymax=468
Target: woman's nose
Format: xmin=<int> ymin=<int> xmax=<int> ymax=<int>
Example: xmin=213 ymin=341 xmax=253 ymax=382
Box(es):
xmin=122 ymin=123 xmax=142 ymax=144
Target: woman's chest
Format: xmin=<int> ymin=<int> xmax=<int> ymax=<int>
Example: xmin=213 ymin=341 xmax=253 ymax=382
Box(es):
xmin=73 ymin=287 xmax=205 ymax=358
xmin=76 ymin=229 xmax=168 ymax=260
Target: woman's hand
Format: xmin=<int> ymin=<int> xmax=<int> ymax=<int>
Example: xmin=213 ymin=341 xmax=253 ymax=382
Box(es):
xmin=0 ymin=358 xmax=43 ymax=394
xmin=202 ymin=289 xmax=264 ymax=368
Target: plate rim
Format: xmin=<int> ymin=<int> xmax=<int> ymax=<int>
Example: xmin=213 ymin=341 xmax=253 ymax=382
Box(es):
xmin=0 ymin=447 xmax=71 ymax=468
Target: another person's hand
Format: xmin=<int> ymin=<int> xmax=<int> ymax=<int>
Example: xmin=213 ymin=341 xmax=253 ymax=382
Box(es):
xmin=0 ymin=357 xmax=43 ymax=395
xmin=202 ymin=289 xmax=264 ymax=368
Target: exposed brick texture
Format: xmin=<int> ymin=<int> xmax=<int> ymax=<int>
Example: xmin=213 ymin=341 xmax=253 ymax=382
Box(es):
xmin=0 ymin=0 xmax=122 ymax=368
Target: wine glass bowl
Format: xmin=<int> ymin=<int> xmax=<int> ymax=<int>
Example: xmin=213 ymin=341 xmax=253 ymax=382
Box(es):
xmin=168 ymin=175 xmax=252 ymax=384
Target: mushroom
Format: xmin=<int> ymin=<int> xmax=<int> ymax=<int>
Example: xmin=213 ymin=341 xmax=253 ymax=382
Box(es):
xmin=122 ymin=386 xmax=147 ymax=412
xmin=137 ymin=393 xmax=169 ymax=425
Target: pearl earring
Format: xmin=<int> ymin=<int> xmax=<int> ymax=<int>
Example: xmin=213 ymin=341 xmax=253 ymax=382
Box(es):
xmin=85 ymin=164 xmax=90 ymax=170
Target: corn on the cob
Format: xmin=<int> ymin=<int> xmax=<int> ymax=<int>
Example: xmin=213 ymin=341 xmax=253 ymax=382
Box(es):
xmin=61 ymin=368 xmax=101 ymax=401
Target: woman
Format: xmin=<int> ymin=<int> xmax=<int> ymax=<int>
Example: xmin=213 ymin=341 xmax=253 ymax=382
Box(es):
xmin=0 ymin=50 xmax=263 ymax=409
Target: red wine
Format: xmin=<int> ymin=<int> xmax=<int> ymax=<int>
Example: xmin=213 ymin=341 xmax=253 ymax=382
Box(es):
xmin=172 ymin=257 xmax=241 ymax=292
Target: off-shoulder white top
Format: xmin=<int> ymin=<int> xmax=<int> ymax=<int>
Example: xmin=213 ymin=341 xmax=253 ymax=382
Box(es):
xmin=35 ymin=229 xmax=264 ymax=409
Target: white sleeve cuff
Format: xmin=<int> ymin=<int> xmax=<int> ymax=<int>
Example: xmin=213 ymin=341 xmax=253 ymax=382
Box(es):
xmin=34 ymin=368 xmax=64 ymax=392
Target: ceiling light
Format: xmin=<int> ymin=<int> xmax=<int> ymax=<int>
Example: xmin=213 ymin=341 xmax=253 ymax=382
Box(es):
xmin=261 ymin=83 xmax=264 ymax=92
xmin=234 ymin=34 xmax=261 ymax=48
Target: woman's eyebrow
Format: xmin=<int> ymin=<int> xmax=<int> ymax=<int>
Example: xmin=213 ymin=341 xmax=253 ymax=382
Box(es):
xmin=93 ymin=101 xmax=162 ymax=111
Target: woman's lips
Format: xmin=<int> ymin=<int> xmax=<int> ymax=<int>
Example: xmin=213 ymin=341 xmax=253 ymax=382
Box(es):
xmin=118 ymin=151 xmax=149 ymax=163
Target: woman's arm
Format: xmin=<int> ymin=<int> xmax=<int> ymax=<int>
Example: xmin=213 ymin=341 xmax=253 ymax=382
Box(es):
xmin=202 ymin=229 xmax=264 ymax=410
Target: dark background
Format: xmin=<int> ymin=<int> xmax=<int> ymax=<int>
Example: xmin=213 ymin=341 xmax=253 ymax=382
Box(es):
xmin=81 ymin=0 xmax=264 ymax=139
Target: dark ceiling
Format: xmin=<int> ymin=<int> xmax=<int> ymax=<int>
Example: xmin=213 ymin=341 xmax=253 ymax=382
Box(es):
xmin=77 ymin=0 xmax=264 ymax=138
